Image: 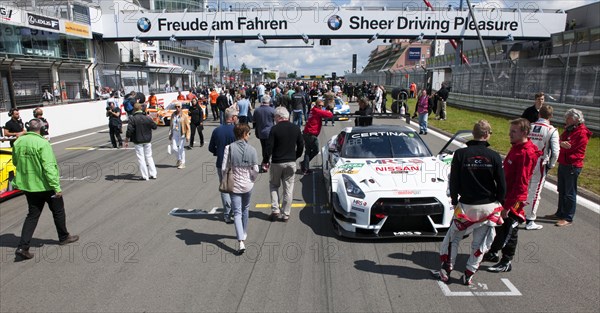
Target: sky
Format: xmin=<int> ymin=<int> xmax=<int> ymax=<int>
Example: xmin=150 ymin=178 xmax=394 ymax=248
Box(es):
xmin=209 ymin=0 xmax=597 ymax=76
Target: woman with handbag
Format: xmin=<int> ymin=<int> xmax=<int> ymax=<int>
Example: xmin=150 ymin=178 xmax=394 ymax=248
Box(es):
xmin=221 ymin=123 xmax=259 ymax=254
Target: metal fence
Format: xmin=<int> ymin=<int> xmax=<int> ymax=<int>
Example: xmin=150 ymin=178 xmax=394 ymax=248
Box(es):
xmin=346 ymin=70 xmax=427 ymax=90
xmin=348 ymin=59 xmax=600 ymax=107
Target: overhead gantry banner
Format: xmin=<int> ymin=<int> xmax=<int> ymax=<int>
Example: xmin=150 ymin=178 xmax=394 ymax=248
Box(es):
xmin=101 ymin=4 xmax=566 ymax=41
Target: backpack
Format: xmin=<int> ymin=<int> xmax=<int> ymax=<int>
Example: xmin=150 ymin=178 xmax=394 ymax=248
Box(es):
xmin=124 ymin=97 xmax=134 ymax=113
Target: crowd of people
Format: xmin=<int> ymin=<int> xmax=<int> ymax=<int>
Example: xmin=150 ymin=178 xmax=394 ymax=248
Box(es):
xmin=4 ymin=79 xmax=592 ymax=263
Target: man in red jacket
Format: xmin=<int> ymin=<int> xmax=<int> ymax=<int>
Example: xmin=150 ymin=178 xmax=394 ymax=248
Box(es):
xmin=544 ymin=108 xmax=591 ymax=227
xmin=301 ymin=99 xmax=333 ymax=175
xmin=484 ymin=118 xmax=541 ymax=273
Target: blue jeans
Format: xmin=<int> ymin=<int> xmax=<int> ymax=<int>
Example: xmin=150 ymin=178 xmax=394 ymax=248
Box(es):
xmin=219 ymin=110 xmax=225 ymax=125
xmin=217 ymin=170 xmax=232 ymax=216
xmin=556 ymin=164 xmax=582 ymax=222
xmin=418 ymin=112 xmax=428 ymax=133
xmin=293 ymin=111 xmax=303 ymax=127
xmin=231 ymin=191 xmax=252 ymax=241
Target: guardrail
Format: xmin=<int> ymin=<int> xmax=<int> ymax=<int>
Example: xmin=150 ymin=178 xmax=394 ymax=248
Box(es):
xmin=447 ymin=92 xmax=600 ymax=133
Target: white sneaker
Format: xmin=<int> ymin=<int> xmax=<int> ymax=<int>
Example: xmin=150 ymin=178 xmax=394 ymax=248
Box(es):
xmin=177 ymin=163 xmax=185 ymax=169
xmin=526 ymin=221 xmax=543 ymax=230
xmin=238 ymin=241 xmax=246 ymax=255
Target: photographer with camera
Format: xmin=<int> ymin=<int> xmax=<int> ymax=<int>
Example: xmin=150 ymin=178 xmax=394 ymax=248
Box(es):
xmin=106 ymin=92 xmax=123 ymax=148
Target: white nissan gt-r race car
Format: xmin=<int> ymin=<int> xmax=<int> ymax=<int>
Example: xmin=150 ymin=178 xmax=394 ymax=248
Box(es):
xmin=321 ymin=125 xmax=468 ymax=238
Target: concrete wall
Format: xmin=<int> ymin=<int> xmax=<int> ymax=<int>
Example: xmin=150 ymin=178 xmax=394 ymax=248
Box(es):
xmin=1 ymin=91 xmax=186 ymax=148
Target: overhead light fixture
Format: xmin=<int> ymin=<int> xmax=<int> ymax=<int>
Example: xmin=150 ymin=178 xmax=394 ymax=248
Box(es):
xmin=183 ymin=8 xmax=188 ymax=13
xmin=133 ymin=36 xmax=141 ymax=43
xmin=367 ymin=33 xmax=379 ymax=43
xmin=506 ymin=34 xmax=514 ymax=41
xmin=258 ymin=33 xmax=267 ymax=44
xmin=301 ymin=34 xmax=309 ymax=44
xmin=146 ymin=40 xmax=154 ymax=46
xmin=169 ymin=34 xmax=177 ymax=42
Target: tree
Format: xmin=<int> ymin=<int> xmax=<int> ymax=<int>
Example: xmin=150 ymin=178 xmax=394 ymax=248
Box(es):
xmin=240 ymin=63 xmax=248 ymax=71
xmin=287 ymin=71 xmax=297 ymax=79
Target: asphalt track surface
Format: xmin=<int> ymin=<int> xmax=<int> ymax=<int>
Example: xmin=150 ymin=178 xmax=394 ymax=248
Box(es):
xmin=1 ymin=105 xmax=598 ymax=312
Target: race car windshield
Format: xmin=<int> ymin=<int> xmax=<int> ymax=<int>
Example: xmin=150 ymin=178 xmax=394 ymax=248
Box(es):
xmin=342 ymin=132 xmax=431 ymax=159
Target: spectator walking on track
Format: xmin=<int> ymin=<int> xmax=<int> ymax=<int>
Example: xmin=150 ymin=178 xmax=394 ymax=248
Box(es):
xmin=209 ymin=107 xmax=238 ymax=223
xmin=125 ymin=103 xmax=158 ymax=181
xmin=222 ymin=123 xmax=259 ymax=255
xmin=265 ymin=107 xmax=304 ymax=222
xmin=106 ymin=95 xmax=123 ymax=148
xmin=13 ymin=119 xmax=79 ymax=260
xmin=523 ymin=105 xmax=559 ymax=230
xmin=252 ymin=95 xmax=275 ymax=172
xmin=544 ymin=109 xmax=591 ymax=227
xmin=484 ymin=118 xmax=541 ymax=273
xmin=436 ymin=120 xmax=506 ymax=286
xmin=186 ymin=98 xmax=204 ymax=149
xmin=169 ymin=102 xmax=191 ymax=169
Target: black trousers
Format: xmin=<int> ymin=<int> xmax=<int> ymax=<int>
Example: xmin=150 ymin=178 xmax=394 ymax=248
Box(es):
xmin=19 ymin=191 xmax=70 ymax=250
xmin=109 ymin=125 xmax=123 ymax=148
xmin=210 ymin=104 xmax=218 ymax=120
xmin=189 ymin=123 xmax=204 ymax=146
xmin=488 ymin=213 xmax=519 ymax=262
xmin=260 ymin=138 xmax=269 ymax=164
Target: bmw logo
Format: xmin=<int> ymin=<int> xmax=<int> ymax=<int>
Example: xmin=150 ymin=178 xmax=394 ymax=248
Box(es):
xmin=328 ymin=15 xmax=342 ymax=31
xmin=137 ymin=17 xmax=151 ymax=33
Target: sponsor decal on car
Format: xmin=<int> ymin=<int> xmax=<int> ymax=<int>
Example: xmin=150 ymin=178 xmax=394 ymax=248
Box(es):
xmin=373 ymin=165 xmax=421 ymax=173
xmin=351 ymin=206 xmax=365 ymax=213
xmin=350 ymin=131 xmax=408 ymax=138
xmin=352 ymin=199 xmax=368 ymax=207
xmin=396 ymin=190 xmax=421 ymax=195
xmin=393 ymin=231 xmax=422 ymax=236
xmin=365 ymin=159 xmax=424 ymax=165
xmin=334 ymin=163 xmax=364 ymax=175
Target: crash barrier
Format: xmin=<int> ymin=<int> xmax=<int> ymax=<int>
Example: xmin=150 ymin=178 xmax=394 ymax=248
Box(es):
xmin=382 ymin=86 xmax=599 ymax=134
xmin=0 ymin=91 xmax=187 ymax=148
xmin=447 ymin=92 xmax=599 ymax=134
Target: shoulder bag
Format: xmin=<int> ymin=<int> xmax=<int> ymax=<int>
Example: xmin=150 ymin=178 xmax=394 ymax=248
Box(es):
xmin=219 ymin=145 xmax=235 ymax=193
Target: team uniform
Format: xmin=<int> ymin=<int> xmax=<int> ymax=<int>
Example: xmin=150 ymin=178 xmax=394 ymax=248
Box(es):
xmin=524 ymin=118 xmax=559 ymax=227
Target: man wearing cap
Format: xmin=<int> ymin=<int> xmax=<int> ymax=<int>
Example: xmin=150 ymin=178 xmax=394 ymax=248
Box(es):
xmin=125 ymin=103 xmax=158 ymax=180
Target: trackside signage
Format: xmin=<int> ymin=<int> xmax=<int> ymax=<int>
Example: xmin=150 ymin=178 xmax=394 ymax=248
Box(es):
xmin=0 ymin=5 xmax=22 ymax=25
xmin=102 ymin=8 xmax=566 ymax=40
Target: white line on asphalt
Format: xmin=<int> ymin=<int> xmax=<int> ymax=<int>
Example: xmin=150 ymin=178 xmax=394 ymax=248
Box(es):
xmin=436 ymin=278 xmax=522 ymax=296
xmin=413 ymin=123 xmax=599 ymax=213
xmin=51 ymin=130 xmax=106 ymax=146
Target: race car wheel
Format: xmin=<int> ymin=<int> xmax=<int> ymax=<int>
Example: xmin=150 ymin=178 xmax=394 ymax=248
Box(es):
xmin=164 ymin=118 xmax=170 ymax=126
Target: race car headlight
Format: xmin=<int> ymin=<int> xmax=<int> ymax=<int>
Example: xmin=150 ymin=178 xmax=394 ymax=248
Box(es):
xmin=342 ymin=174 xmax=365 ymax=199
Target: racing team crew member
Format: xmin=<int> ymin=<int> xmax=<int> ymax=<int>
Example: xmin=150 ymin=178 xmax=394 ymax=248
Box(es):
xmin=484 ymin=118 xmax=541 ymax=273
xmin=13 ymin=119 xmax=79 ymax=260
xmin=523 ymin=105 xmax=559 ymax=230
xmin=301 ymin=99 xmax=333 ymax=175
xmin=4 ymin=108 xmax=26 ymax=147
xmin=437 ymin=120 xmax=506 ymax=286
